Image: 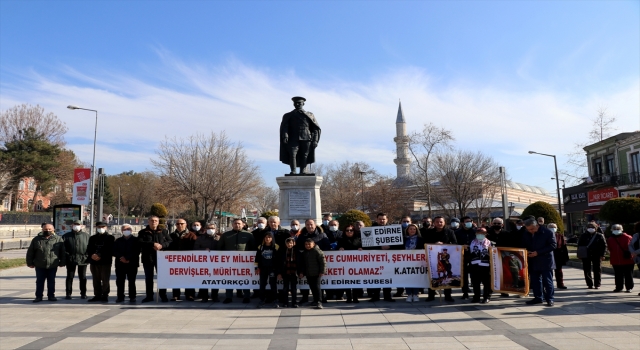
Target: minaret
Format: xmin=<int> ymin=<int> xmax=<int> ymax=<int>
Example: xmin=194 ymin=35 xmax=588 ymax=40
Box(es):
xmin=393 ymin=101 xmax=411 ymax=178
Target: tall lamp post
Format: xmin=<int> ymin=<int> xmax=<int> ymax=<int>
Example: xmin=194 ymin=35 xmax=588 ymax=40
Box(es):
xmin=67 ymin=105 xmax=98 ymax=235
xmin=551 ymin=177 xmax=566 ymax=189
xmin=528 ymin=151 xmax=563 ymax=220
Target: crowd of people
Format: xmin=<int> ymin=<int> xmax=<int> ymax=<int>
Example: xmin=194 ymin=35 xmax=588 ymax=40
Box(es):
xmin=25 ymin=213 xmax=640 ymax=309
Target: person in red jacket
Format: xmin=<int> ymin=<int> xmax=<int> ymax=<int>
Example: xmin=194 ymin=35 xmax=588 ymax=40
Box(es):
xmin=607 ymin=224 xmax=634 ymax=293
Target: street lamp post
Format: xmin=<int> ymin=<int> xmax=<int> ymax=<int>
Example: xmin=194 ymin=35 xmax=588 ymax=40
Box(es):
xmin=551 ymin=177 xmax=566 ymax=189
xmin=359 ymin=171 xmax=366 ymax=212
xmin=528 ymin=151 xmax=563 ymax=220
xmin=67 ymin=105 xmax=98 ymax=235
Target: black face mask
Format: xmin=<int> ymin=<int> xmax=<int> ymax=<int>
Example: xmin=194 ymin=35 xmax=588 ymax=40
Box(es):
xmin=492 ymin=225 xmax=502 ymax=231
xmin=42 ymin=230 xmax=52 ymax=236
xmin=424 ymin=223 xmax=431 ymax=228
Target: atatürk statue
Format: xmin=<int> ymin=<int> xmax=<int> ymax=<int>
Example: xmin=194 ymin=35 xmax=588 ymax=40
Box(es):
xmin=279 ymin=96 xmax=321 ymax=175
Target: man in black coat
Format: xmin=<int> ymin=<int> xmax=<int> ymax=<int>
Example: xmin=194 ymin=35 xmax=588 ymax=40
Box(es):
xmin=113 ymin=224 xmax=140 ymax=303
xmin=87 ymin=222 xmax=115 ymax=302
xmin=138 ymin=216 xmax=172 ymax=303
xmin=424 ymin=216 xmax=457 ymax=302
xmin=63 ymin=220 xmax=90 ymax=299
xmin=522 ymin=218 xmax=557 ymax=306
xmin=455 ymin=216 xmax=476 ymax=299
xmin=279 ymin=96 xmax=321 ymax=174
xmin=366 ymin=213 xmax=403 ymax=302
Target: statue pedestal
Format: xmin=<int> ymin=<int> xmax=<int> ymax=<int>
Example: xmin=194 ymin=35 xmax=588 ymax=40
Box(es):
xmin=276 ymin=175 xmax=323 ymax=226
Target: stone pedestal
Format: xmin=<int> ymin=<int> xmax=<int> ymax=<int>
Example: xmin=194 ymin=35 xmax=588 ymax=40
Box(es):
xmin=276 ymin=175 xmax=323 ymax=226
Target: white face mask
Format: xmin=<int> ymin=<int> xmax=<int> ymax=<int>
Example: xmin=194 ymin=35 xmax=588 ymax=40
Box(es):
xmin=612 ymin=230 xmax=622 ymax=235
xmin=257 ymin=223 xmax=266 ymax=229
xmin=549 ymin=228 xmax=557 ymax=233
xmin=192 ymin=226 xmax=201 ymax=231
xmin=587 ymin=228 xmax=596 ymax=233
xmin=207 ymin=229 xmax=216 ymax=235
xmin=322 ymin=220 xmax=329 ymax=226
xmin=329 ymin=226 xmax=338 ymax=232
xmin=122 ymin=230 xmax=131 ymax=236
xmin=97 ymin=228 xmax=106 ymax=234
xmin=451 ymin=222 xmax=459 ymax=229
xmin=72 ymin=225 xmax=82 ymax=232
xmin=516 ymin=225 xmax=522 ymax=230
xmin=291 ymin=225 xmax=299 ymax=231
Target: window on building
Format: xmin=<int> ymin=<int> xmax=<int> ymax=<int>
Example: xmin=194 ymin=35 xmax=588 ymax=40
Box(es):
xmin=2 ymin=197 xmax=9 ymax=209
xmin=65 ymin=184 xmax=72 ymax=193
xmin=605 ymin=154 xmax=615 ymax=175
xmin=631 ymin=152 xmax=639 ymax=174
xmin=16 ymin=198 xmax=23 ymax=210
xmin=36 ymin=200 xmax=43 ymax=211
xmin=27 ymin=199 xmax=33 ymax=209
xmin=54 ymin=185 xmax=61 ymax=193
xmin=593 ymin=157 xmax=603 ymax=177
xmin=28 ymin=180 xmax=36 ymax=191
xmin=19 ymin=179 xmax=25 ymax=190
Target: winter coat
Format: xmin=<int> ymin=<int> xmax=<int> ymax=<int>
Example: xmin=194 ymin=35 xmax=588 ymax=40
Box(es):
xmin=326 ymin=228 xmax=343 ymax=243
xmin=193 ymin=234 xmax=220 ymax=251
xmin=251 ymin=227 xmax=270 ymax=247
xmin=553 ymin=232 xmax=569 ymax=266
xmin=113 ymin=235 xmax=141 ymax=267
xmin=255 ymin=244 xmax=280 ymax=271
xmin=295 ymin=227 xmax=331 ymax=252
xmin=577 ymin=231 xmax=607 ymax=258
xmin=629 ymin=232 xmax=640 ymax=265
xmin=218 ymin=230 xmax=256 ymax=251
xmin=337 ymin=234 xmax=362 ymax=251
xmin=271 ymin=227 xmax=292 ymax=248
xmin=298 ymin=246 xmax=326 ymax=277
xmin=423 ymin=228 xmax=458 ymax=245
xmin=26 ymin=234 xmax=66 ymax=269
xmin=62 ymin=230 xmax=90 ymax=266
xmin=169 ymin=230 xmax=197 ymax=251
xmin=522 ymin=226 xmax=557 ymax=271
xmin=138 ymin=226 xmax=172 ymax=264
xmin=454 ymin=227 xmax=476 ymax=246
xmin=86 ymin=233 xmax=115 ymax=266
xmin=608 ymin=233 xmax=634 ymax=266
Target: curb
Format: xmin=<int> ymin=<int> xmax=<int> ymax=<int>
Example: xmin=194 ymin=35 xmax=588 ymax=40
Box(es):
xmin=566 ymin=261 xmax=640 ymax=278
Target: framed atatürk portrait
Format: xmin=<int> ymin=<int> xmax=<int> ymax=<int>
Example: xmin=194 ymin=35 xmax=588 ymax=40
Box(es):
xmin=425 ymin=244 xmax=464 ymax=290
xmin=490 ymin=247 xmax=530 ymax=296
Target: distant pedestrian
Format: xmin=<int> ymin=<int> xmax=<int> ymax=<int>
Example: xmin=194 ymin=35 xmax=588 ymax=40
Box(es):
xmin=608 ymin=224 xmax=634 ymax=293
xmin=522 ymin=218 xmax=557 ymax=306
xmin=27 ymin=224 xmax=65 ymax=302
xmin=577 ymin=223 xmax=607 ymax=289
xmin=87 ymin=222 xmax=115 ymax=302
xmin=62 ymin=220 xmax=89 ymax=299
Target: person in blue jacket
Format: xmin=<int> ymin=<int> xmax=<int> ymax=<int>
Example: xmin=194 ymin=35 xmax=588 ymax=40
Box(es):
xmin=522 ymin=217 xmax=557 ymax=307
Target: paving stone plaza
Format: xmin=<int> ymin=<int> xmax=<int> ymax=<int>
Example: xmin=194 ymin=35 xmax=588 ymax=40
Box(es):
xmin=1 ymin=262 xmax=638 ymax=350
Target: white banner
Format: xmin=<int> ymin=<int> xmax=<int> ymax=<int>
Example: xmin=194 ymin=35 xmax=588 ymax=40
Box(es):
xmin=157 ymin=250 xmax=428 ymax=289
xmin=361 ymin=224 xmax=404 ymax=247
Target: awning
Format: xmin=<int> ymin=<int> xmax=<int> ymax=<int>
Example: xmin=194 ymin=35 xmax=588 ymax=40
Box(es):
xmin=584 ymin=207 xmax=601 ymax=214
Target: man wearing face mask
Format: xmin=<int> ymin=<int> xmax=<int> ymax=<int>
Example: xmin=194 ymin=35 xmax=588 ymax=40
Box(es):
xmin=250 ymin=217 xmax=270 ymax=298
xmin=327 ymin=220 xmax=342 ymax=243
xmin=420 ymin=216 xmax=432 ymax=237
xmin=87 ymin=222 xmax=115 ymax=302
xmin=169 ymin=218 xmax=198 ymax=301
xmin=195 ymin=223 xmax=221 ymax=303
xmin=63 ymin=220 xmax=90 ymax=299
xmin=321 ymin=214 xmax=332 ymax=236
xmin=577 ymin=223 xmax=607 ymax=289
xmin=424 ymin=216 xmax=457 ymax=302
xmin=190 ymin=221 xmax=202 ymax=236
xmin=270 ymin=216 xmax=291 ymax=248
xmin=26 ymin=224 xmax=66 ymax=302
xmin=515 ymin=219 xmax=525 ymax=233
xmin=491 ymin=217 xmax=524 ymax=297
xmin=455 ymin=216 xmax=476 ymax=300
xmin=219 ymin=218 xmax=256 ymax=304
xmin=449 ymin=218 xmax=460 ymax=231
xmin=113 ymin=224 xmax=140 ymax=303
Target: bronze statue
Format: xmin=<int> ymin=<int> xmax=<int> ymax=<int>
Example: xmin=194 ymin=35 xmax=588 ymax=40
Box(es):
xmin=279 ymin=96 xmax=321 ymax=175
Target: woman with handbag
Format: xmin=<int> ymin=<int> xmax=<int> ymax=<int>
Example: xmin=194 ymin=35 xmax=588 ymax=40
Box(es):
xmin=577 ymin=223 xmax=607 ymax=289
xmin=607 ymin=224 xmax=634 ymax=293
xmin=628 ymin=222 xmax=640 ymax=296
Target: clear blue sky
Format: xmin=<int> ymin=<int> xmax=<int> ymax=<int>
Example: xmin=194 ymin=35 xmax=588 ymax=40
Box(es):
xmin=1 ymin=0 xmax=639 ymax=195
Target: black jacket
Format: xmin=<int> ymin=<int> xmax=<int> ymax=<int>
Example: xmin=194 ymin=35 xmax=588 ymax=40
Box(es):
xmin=295 ymin=227 xmax=331 ymax=252
xmin=454 ymin=227 xmax=476 ymax=246
xmin=63 ymin=230 xmax=90 ymax=266
xmin=113 ymin=235 xmax=141 ymax=267
xmin=578 ymin=231 xmax=607 ymax=258
xmin=522 ymin=226 xmax=557 ymax=271
xmin=492 ymin=229 xmax=525 ymax=249
xmin=272 ymin=227 xmax=292 ymax=248
xmin=423 ymin=227 xmax=458 ymax=245
xmin=337 ymin=234 xmax=362 ymax=251
xmin=86 ymin=233 xmax=115 ymax=265
xmin=255 ymin=244 xmax=279 ymax=272
xmin=138 ymin=226 xmax=172 ymax=264
xmin=252 ymin=227 xmax=270 ymax=246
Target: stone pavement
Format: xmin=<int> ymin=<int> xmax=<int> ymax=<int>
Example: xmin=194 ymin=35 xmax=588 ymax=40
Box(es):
xmin=0 ymin=265 xmax=638 ymax=350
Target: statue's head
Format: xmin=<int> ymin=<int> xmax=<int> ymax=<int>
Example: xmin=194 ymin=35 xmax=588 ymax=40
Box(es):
xmin=292 ymin=96 xmax=306 ymax=110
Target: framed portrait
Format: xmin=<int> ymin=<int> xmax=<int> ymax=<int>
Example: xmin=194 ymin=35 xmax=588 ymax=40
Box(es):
xmin=490 ymin=247 xmax=529 ymax=296
xmin=425 ymin=244 xmax=464 ymax=290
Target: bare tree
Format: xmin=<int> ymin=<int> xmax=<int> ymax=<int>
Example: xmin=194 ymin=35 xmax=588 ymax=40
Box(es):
xmin=250 ymin=185 xmax=279 ymax=214
xmin=407 ymin=123 xmax=455 ymax=218
xmin=564 ymin=107 xmax=618 ymax=184
xmin=152 ymin=132 xmax=261 ymax=224
xmin=318 ymin=161 xmax=378 ymax=215
xmin=431 ymin=150 xmax=502 ymax=219
xmin=0 ymin=104 xmax=68 ymax=146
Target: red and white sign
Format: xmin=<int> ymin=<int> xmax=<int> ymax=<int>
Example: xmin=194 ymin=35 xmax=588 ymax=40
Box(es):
xmin=157 ymin=250 xmax=429 ymax=289
xmin=72 ymin=168 xmax=91 ymax=205
xmin=588 ymin=187 xmax=619 ymax=206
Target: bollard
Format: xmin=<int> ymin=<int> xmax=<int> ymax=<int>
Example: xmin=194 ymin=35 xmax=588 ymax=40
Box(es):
xmin=1 ymin=241 xmax=3 ymax=251
xmin=29 ymin=229 xmax=31 ymax=237
xmin=12 ymin=230 xmax=15 ymax=239
xmin=20 ymin=239 xmax=22 ymax=249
